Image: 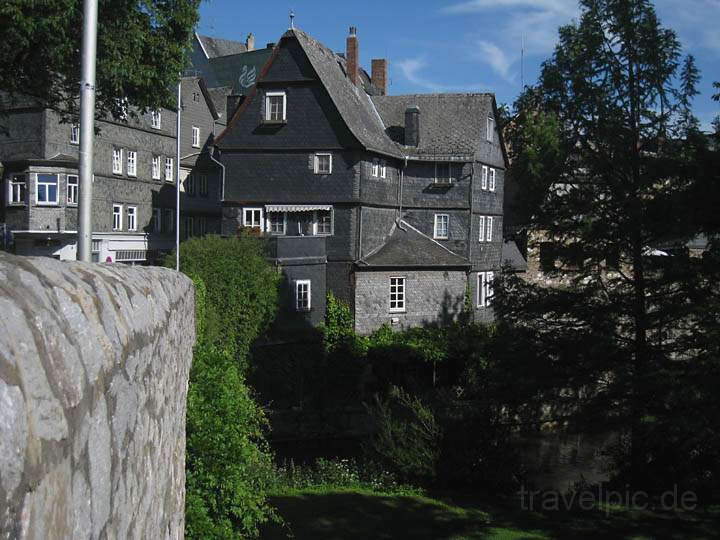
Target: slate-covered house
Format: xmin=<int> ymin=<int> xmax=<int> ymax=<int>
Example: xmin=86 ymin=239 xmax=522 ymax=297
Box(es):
xmin=215 ymin=27 xmax=509 ymax=334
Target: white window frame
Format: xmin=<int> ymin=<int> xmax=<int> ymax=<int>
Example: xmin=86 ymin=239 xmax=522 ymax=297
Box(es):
xmin=152 ymin=155 xmax=161 ymax=180
xmin=243 ymin=207 xmax=264 ymax=230
xmin=8 ymin=174 xmax=27 ymax=205
xmin=127 ymin=206 xmax=137 ymax=231
xmin=199 ymin=174 xmax=208 ymax=196
xmin=487 ymin=117 xmax=495 ymax=142
xmin=153 ymin=208 xmax=162 ymax=233
xmin=127 ymin=150 xmax=137 ymax=177
xmin=481 ymin=165 xmax=488 ymax=190
xmin=151 ymin=110 xmax=162 ymax=129
xmin=295 ymin=280 xmax=311 ymax=311
xmin=371 ymin=159 xmax=379 ymax=177
xmin=112 ymin=148 xmax=123 ymax=175
xmin=265 ymin=91 xmax=287 ymax=122
xmin=486 ymin=216 xmax=494 ymax=242
xmin=389 ymin=277 xmax=406 ymax=313
xmin=314 ymin=209 xmax=333 ymax=236
xmin=478 ymin=215 xmax=486 ymax=242
xmin=165 ymin=157 xmax=174 ymax=182
xmin=192 ymin=126 xmax=200 ymax=148
xmin=70 ymin=123 xmax=79 ymax=145
xmin=380 ymin=161 xmax=387 ymax=179
xmin=477 ymin=271 xmax=495 ymax=308
xmin=267 ymin=212 xmax=286 ymax=235
xmin=489 ymin=168 xmax=496 ymax=192
xmin=434 ymin=214 xmax=449 ymax=240
xmin=112 ymin=204 xmax=123 ymax=231
xmin=36 ymin=173 xmax=59 ymax=205
xmin=314 ymin=153 xmax=333 ymax=174
xmin=67 ymin=174 xmax=78 ymax=205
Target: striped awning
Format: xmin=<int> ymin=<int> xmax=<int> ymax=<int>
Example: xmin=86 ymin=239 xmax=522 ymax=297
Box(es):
xmin=265 ymin=204 xmax=331 ymax=212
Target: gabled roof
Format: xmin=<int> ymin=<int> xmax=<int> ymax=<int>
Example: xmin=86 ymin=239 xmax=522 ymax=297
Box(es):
xmin=372 ymin=94 xmax=496 ymax=160
xmin=359 ymin=220 xmax=470 ymax=268
xmin=196 ymin=34 xmax=247 ymax=59
xmin=290 ymin=29 xmax=401 ymax=158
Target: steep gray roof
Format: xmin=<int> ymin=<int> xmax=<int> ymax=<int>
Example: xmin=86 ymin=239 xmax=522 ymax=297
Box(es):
xmin=206 ymin=86 xmax=233 ymax=120
xmin=196 ymin=35 xmax=247 ymax=58
xmin=290 ymin=29 xmax=402 ymax=158
xmin=501 ymin=240 xmax=527 ymax=272
xmin=360 ymin=221 xmax=470 ymax=268
xmin=372 ymin=93 xmax=495 ymax=159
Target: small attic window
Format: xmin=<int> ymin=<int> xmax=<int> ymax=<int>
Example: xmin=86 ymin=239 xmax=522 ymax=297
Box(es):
xmin=487 ymin=117 xmax=495 ymax=142
xmin=264 ymin=91 xmax=286 ymax=122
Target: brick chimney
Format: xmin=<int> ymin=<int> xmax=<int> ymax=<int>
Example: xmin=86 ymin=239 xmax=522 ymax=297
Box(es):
xmin=245 ymin=33 xmax=255 ymax=51
xmin=371 ymin=59 xmax=387 ymax=95
xmin=346 ymin=26 xmax=359 ymax=86
xmin=405 ymin=105 xmax=420 ymax=147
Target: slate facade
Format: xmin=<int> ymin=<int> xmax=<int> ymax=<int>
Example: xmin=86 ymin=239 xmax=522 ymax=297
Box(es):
xmin=216 ymin=27 xmax=509 ymax=334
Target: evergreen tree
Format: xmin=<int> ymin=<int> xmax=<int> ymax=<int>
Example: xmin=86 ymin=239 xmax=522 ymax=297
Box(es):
xmin=497 ymin=0 xmax=720 ymax=495
xmin=0 ymin=0 xmax=200 ymax=121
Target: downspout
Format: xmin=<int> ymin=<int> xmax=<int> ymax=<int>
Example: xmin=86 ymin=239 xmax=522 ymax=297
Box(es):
xmin=208 ymin=149 xmax=226 ymax=203
xmin=398 ymin=156 xmax=407 ymax=230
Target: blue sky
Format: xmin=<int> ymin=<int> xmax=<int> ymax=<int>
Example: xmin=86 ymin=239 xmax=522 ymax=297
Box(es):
xmin=198 ymin=0 xmax=719 ymax=129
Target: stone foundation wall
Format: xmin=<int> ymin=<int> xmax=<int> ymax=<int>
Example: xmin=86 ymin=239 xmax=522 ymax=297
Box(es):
xmin=0 ymin=253 xmax=195 ymax=539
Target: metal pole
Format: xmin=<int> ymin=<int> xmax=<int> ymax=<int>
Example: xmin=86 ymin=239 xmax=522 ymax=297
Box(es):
xmin=77 ymin=0 xmax=98 ymax=261
xmin=175 ymin=79 xmax=181 ymax=271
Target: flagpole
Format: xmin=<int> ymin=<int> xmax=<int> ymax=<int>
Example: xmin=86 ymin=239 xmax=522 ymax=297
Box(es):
xmin=175 ymin=79 xmax=181 ymax=271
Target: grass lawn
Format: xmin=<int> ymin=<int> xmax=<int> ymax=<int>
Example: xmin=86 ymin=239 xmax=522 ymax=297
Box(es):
xmin=260 ymin=488 xmax=720 ymax=540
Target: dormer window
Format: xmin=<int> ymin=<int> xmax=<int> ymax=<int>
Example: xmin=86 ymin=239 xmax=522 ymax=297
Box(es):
xmin=265 ymin=91 xmax=286 ymax=122
xmin=314 ymin=153 xmax=332 ymax=174
xmin=151 ymin=110 xmax=162 ymax=129
xmin=487 ymin=117 xmax=495 ymax=142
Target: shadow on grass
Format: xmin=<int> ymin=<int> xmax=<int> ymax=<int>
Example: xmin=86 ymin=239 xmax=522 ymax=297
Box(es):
xmin=260 ymin=490 xmax=720 ymax=540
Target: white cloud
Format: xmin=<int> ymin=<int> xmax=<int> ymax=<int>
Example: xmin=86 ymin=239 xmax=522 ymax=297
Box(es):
xmin=474 ymin=40 xmax=514 ymax=81
xmin=443 ymin=0 xmax=577 ymax=17
xmin=396 ymin=56 xmax=489 ymax=92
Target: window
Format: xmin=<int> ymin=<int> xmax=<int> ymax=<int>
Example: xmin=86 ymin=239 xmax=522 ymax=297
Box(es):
xmin=152 ymin=208 xmax=161 ymax=233
xmin=487 ymin=117 xmax=495 ymax=142
xmin=314 ymin=153 xmax=332 ymax=174
xmin=186 ymin=174 xmax=196 ymax=196
xmin=478 ymin=216 xmax=485 ymax=241
xmin=9 ymin=175 xmax=26 ymax=204
xmin=151 ymin=110 xmax=162 ymax=129
xmin=152 ymin=156 xmax=161 ymax=180
xmin=36 ymin=174 xmax=58 ymax=205
xmin=197 ymin=216 xmax=207 ymax=237
xmin=243 ymin=208 xmax=263 ymax=230
xmin=380 ymin=161 xmax=387 ymax=179
xmin=113 ymin=204 xmax=123 ymax=231
xmin=163 ymin=208 xmax=175 ymax=232
xmin=434 ymin=214 xmax=449 ymax=239
xmin=296 ymin=280 xmax=311 ymax=311
xmin=112 ymin=148 xmax=123 ymax=175
xmin=316 ymin=210 xmax=332 ymax=235
xmin=67 ymin=174 xmax=78 ymax=205
xmin=192 ymin=92 xmax=200 ymax=102
xmin=481 ymin=165 xmax=488 ymax=190
xmin=267 ymin=212 xmax=286 ymax=235
xmin=91 ymin=240 xmax=101 ymax=263
xmin=489 ymin=168 xmax=496 ymax=192
xmin=70 ymin=124 xmax=79 ymax=144
xmin=165 ymin=157 xmax=174 ymax=182
xmin=486 ymin=216 xmax=493 ymax=242
xmin=127 ymin=206 xmax=137 ymax=231
xmin=199 ymin=174 xmax=208 ymax=196
xmin=192 ymin=126 xmax=200 ymax=148
xmin=265 ymin=91 xmax=286 ymax=122
xmin=127 ymin=150 xmax=137 ymax=177
xmin=389 ymin=277 xmax=406 ymax=312
xmin=184 ymin=216 xmax=194 ymax=239
xmin=435 ymin=162 xmax=452 ymax=183
xmin=477 ymin=271 xmax=495 ymax=308
xmin=371 ymin=159 xmax=379 ymax=177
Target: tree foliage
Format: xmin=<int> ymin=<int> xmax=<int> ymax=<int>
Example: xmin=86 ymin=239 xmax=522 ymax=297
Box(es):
xmin=167 ymin=234 xmax=280 ymax=371
xmin=498 ymin=0 xmax=720 ymax=495
xmin=0 ymin=0 xmax=200 ymax=120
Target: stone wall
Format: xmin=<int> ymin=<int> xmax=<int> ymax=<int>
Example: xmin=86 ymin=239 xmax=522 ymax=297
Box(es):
xmin=354 ymin=269 xmax=467 ymax=334
xmin=0 ymin=253 xmax=195 ymax=539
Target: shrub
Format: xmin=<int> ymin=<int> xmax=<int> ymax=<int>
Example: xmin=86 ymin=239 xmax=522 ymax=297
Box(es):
xmin=167 ymin=234 xmax=280 ymax=370
xmin=365 ymin=386 xmax=442 ymax=484
xmin=185 ymin=345 xmax=277 ymax=539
